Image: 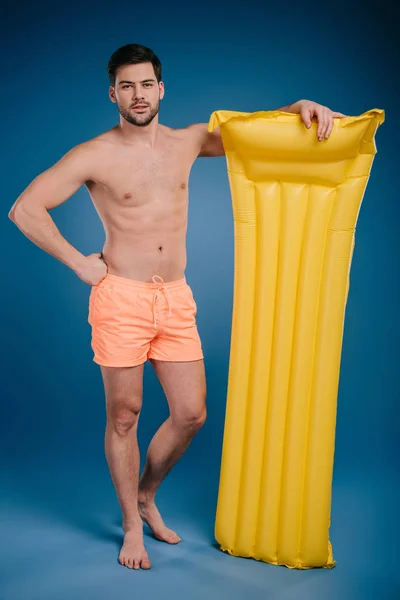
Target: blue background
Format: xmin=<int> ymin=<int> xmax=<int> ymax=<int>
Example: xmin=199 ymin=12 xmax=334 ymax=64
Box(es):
xmin=1 ymin=0 xmax=398 ymax=598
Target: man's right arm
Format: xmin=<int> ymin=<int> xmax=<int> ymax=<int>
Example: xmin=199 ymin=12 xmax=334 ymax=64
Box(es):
xmin=8 ymin=142 xmax=98 ymax=273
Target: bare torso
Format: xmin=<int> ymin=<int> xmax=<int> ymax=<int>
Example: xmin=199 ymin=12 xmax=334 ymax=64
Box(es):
xmin=85 ymin=124 xmax=203 ymax=283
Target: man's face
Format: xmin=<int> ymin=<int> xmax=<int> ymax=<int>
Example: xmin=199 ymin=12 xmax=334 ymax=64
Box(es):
xmin=111 ymin=62 xmax=164 ymax=127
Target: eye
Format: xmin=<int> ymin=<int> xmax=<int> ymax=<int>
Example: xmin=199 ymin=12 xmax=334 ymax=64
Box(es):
xmin=122 ymin=85 xmax=131 ymax=89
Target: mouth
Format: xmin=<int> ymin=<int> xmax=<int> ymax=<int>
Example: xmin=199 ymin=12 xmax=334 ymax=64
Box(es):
xmin=132 ymin=105 xmax=148 ymax=111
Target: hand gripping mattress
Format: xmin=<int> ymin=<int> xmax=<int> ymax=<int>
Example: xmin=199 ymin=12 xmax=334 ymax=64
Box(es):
xmin=207 ymin=108 xmax=385 ymax=569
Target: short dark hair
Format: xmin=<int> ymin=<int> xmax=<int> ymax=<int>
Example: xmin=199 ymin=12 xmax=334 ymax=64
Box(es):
xmin=107 ymin=43 xmax=162 ymax=87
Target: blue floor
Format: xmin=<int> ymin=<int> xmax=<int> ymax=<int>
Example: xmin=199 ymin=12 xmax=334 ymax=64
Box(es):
xmin=1 ymin=457 xmax=398 ymax=600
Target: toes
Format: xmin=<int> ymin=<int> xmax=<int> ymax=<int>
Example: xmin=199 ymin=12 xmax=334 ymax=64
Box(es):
xmin=166 ymin=530 xmax=181 ymax=543
xmin=119 ymin=554 xmax=149 ymax=570
xmin=141 ymin=558 xmax=152 ymax=569
xmin=168 ymin=535 xmax=180 ymax=543
xmin=154 ymin=530 xmax=181 ymax=544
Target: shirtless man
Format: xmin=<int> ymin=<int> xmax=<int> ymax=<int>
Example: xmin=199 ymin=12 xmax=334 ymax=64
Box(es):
xmin=8 ymin=43 xmax=346 ymax=571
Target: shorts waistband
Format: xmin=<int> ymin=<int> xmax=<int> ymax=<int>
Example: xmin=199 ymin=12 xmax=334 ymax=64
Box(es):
xmin=101 ymin=273 xmax=187 ymax=291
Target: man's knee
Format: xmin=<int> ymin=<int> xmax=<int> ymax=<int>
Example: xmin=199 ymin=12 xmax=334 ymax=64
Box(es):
xmin=177 ymin=405 xmax=207 ymax=432
xmin=107 ymin=395 xmax=142 ymax=435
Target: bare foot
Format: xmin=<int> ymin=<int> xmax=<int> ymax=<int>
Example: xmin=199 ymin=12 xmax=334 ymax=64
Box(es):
xmin=138 ymin=496 xmax=181 ymax=544
xmin=119 ymin=519 xmax=152 ymax=570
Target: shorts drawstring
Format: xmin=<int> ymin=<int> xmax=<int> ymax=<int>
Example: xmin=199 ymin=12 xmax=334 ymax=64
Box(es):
xmin=152 ymin=275 xmax=172 ymax=326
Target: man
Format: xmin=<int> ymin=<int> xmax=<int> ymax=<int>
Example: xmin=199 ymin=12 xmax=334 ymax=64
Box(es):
xmin=8 ymin=43 xmax=347 ymax=571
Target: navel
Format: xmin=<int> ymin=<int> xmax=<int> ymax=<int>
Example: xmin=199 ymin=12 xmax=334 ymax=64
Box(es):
xmin=180 ymin=183 xmax=186 ymax=189
xmin=158 ymin=246 xmax=163 ymax=252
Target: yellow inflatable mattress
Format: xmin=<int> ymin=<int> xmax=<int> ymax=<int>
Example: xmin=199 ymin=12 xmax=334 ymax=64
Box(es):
xmin=208 ymin=108 xmax=385 ymax=569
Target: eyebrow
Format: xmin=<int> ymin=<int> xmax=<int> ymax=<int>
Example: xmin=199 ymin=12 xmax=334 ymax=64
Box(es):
xmin=118 ymin=79 xmax=156 ymax=85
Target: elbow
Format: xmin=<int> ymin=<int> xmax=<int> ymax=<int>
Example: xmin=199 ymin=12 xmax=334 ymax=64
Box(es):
xmin=8 ymin=205 xmax=22 ymax=222
xmin=8 ymin=203 xmax=31 ymax=223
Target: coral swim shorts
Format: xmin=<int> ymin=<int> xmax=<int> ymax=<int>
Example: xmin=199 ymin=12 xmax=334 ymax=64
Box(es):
xmin=88 ymin=273 xmax=204 ymax=367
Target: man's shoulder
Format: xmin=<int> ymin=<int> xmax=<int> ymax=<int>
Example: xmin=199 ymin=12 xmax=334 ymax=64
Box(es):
xmin=80 ymin=128 xmax=118 ymax=149
xmin=70 ymin=131 xmax=118 ymax=167
xmin=60 ymin=133 xmax=116 ymax=185
xmin=182 ymin=122 xmax=208 ymax=138
xmin=163 ymin=123 xmax=208 ymax=152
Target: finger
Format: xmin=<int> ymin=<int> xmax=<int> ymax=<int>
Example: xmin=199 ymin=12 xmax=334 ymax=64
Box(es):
xmin=302 ymin=109 xmax=312 ymax=128
xmin=332 ymin=111 xmax=348 ymax=118
xmin=316 ymin=110 xmax=324 ymax=139
xmin=317 ymin=111 xmax=325 ymax=139
xmin=322 ymin=110 xmax=331 ymax=139
xmin=322 ymin=112 xmax=333 ymax=138
xmin=325 ymin=117 xmax=334 ymax=138
xmin=319 ymin=110 xmax=330 ymax=140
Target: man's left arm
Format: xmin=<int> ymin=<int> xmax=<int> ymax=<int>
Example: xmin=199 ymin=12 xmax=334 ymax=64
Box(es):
xmin=275 ymin=99 xmax=347 ymax=141
xmin=196 ymin=99 xmax=348 ymax=157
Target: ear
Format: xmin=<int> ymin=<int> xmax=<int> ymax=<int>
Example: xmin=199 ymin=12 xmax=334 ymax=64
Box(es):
xmin=109 ymin=85 xmax=116 ymax=103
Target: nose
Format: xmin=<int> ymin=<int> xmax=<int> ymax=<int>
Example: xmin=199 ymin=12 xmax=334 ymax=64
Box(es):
xmin=133 ymin=87 xmax=146 ymax=100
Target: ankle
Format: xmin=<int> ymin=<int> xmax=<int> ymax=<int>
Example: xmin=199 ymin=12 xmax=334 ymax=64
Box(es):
xmin=122 ymin=514 xmax=143 ymax=533
xmin=138 ymin=489 xmax=155 ymax=505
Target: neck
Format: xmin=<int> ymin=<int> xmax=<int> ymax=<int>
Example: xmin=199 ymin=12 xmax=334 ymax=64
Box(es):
xmin=117 ymin=115 xmax=160 ymax=148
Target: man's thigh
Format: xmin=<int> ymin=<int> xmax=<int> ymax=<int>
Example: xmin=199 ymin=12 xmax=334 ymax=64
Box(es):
xmin=100 ymin=363 xmax=145 ymax=415
xmin=149 ymin=359 xmax=206 ymax=421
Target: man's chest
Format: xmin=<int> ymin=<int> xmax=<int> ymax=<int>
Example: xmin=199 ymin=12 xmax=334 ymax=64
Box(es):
xmin=93 ymin=147 xmax=193 ymax=203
